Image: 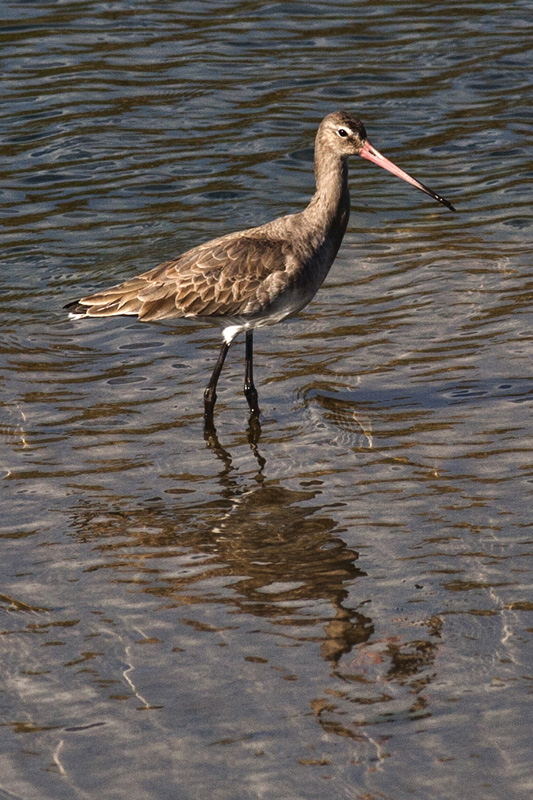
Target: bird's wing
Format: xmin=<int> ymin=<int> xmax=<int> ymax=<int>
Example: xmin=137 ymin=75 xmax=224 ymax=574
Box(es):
xmin=74 ymin=232 xmax=296 ymax=322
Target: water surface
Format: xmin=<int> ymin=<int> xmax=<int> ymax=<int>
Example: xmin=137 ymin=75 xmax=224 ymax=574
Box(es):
xmin=1 ymin=1 xmax=532 ymax=799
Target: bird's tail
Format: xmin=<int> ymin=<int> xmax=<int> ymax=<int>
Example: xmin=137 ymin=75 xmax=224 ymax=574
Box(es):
xmin=64 ymin=299 xmax=90 ymax=319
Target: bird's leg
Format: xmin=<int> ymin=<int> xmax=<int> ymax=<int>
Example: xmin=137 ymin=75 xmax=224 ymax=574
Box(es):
xmin=204 ymin=340 xmax=230 ymax=423
xmin=244 ymin=329 xmax=260 ymax=414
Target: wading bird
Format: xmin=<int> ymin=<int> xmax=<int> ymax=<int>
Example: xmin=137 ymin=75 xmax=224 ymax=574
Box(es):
xmin=66 ymin=111 xmax=455 ymax=425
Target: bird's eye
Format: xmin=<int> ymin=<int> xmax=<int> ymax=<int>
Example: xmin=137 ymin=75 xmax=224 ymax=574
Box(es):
xmin=337 ymin=128 xmax=349 ymax=138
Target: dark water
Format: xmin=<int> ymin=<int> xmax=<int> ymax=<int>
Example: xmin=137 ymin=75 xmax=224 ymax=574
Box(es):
xmin=1 ymin=1 xmax=532 ymax=798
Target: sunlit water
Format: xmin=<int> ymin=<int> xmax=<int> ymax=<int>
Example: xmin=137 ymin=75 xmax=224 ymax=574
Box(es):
xmin=1 ymin=1 xmax=532 ymax=799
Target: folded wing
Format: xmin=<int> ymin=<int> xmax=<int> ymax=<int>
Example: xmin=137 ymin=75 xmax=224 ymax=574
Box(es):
xmin=67 ymin=232 xmax=296 ymax=322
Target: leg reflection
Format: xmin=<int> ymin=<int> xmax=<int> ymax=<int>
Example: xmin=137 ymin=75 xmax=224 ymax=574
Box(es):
xmin=204 ymin=410 xmax=265 ymax=477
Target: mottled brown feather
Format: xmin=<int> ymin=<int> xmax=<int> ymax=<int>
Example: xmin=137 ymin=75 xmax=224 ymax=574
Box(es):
xmin=76 ymin=233 xmax=296 ymax=321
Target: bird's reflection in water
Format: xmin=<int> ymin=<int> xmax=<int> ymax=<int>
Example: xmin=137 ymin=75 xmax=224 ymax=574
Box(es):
xmin=67 ymin=421 xmax=443 ymax=745
xmin=201 ymin=411 xmax=371 ymax=667
xmin=69 ymin=414 xmax=371 ymax=670
xmin=188 ymin=422 xmax=441 ymax=737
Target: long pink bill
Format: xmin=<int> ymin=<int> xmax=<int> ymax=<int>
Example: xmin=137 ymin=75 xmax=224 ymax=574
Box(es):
xmin=359 ymin=140 xmax=456 ymax=212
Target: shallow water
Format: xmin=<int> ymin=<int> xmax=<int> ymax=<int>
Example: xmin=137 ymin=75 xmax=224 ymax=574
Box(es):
xmin=1 ymin=1 xmax=532 ymax=798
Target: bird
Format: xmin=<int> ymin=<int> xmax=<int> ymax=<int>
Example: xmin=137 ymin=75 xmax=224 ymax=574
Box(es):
xmin=65 ymin=111 xmax=455 ymax=425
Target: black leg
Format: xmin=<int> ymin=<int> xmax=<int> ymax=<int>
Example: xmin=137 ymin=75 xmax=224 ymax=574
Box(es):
xmin=244 ymin=329 xmax=259 ymax=414
xmin=204 ymin=340 xmax=230 ymax=423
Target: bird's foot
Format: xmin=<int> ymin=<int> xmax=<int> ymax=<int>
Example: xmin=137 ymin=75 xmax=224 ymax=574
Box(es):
xmin=244 ymin=384 xmax=260 ymax=415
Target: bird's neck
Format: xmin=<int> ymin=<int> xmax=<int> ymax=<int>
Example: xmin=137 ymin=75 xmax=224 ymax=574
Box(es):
xmin=304 ymin=148 xmax=350 ymax=238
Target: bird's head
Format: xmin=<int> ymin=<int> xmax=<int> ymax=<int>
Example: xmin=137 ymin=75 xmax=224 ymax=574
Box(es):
xmin=318 ymin=111 xmax=456 ymax=211
xmin=320 ymin=111 xmax=368 ymax=157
